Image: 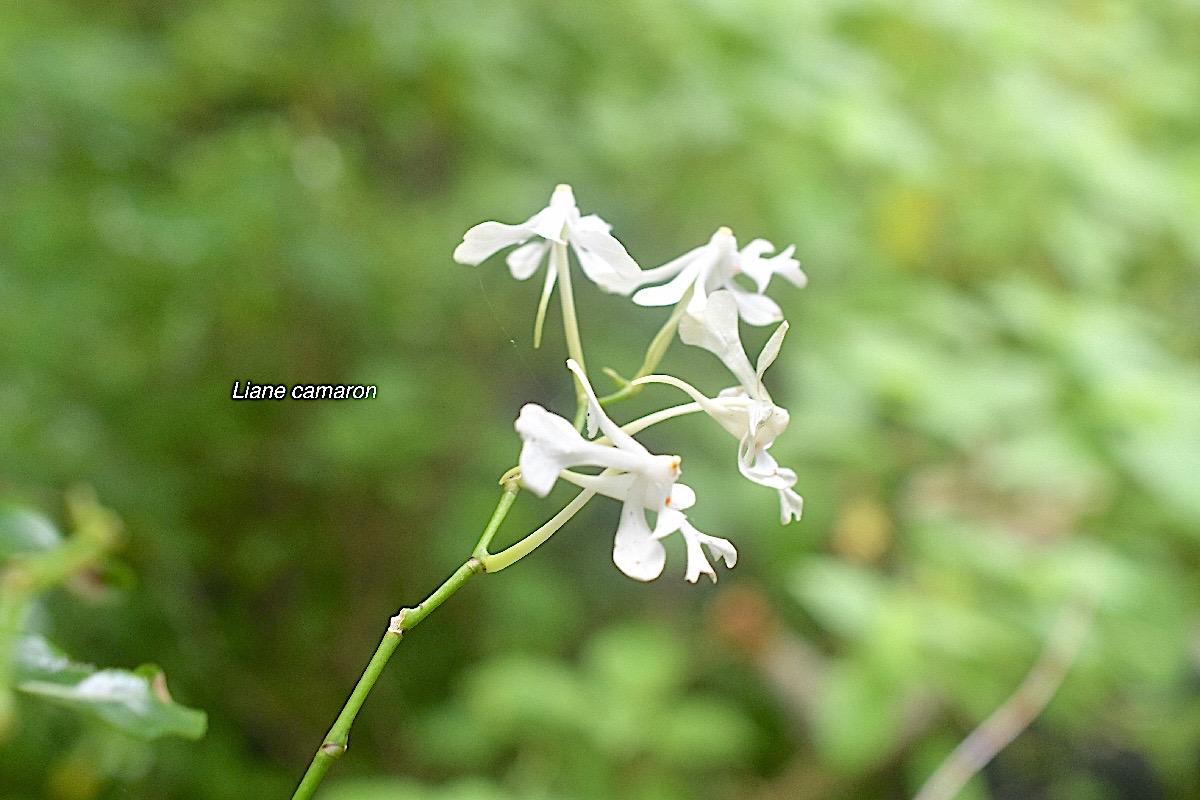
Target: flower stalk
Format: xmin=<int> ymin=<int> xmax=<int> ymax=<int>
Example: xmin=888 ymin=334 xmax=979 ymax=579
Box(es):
xmin=480 ymin=486 xmax=596 ymax=573
xmin=291 ymin=486 xmax=519 ymax=800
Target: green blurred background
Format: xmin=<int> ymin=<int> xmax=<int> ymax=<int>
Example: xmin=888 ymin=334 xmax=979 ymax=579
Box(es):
xmin=3 ymin=1 xmax=1199 ymax=798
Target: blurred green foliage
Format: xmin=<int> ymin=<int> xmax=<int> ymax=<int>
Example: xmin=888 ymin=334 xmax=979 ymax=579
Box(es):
xmin=0 ymin=497 xmax=206 ymax=794
xmin=2 ymin=0 xmax=1198 ymax=798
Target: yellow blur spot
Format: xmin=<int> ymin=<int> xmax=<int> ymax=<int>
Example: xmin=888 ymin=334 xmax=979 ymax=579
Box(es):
xmin=47 ymin=754 xmax=101 ymax=800
xmin=833 ymin=495 xmax=893 ymax=563
xmin=876 ymin=185 xmax=938 ymax=265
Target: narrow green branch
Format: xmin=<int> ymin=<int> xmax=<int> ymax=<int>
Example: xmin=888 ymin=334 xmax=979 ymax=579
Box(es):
xmin=291 ymin=486 xmax=519 ymax=800
xmin=291 ymin=632 xmax=403 ymax=800
xmin=292 ymin=559 xmax=485 ymax=800
xmin=388 ymin=558 xmax=484 ymax=635
xmin=913 ymin=596 xmax=1095 ymax=800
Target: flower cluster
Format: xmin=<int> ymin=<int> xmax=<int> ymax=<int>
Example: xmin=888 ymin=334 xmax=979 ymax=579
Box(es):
xmin=455 ymin=185 xmax=806 ymax=583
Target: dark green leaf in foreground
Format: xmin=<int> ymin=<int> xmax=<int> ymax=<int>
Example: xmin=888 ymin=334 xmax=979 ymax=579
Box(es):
xmin=18 ymin=659 xmax=207 ymax=741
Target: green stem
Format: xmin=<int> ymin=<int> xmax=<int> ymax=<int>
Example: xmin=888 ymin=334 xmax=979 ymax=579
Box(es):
xmin=599 ymin=286 xmax=692 ymax=408
xmin=552 ymin=242 xmax=589 ymax=430
xmin=292 ymin=487 xmax=518 ymax=800
xmin=291 ymin=632 xmax=403 ymax=800
xmin=292 ymin=559 xmax=484 ymax=800
xmin=473 ymin=483 xmax=520 ymax=559
xmin=481 ymin=487 xmax=596 ymax=573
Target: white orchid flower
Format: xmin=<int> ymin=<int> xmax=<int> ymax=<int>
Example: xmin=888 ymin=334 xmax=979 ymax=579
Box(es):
xmin=515 ymin=360 xmax=737 ymax=582
xmin=631 ymin=227 xmax=805 ymax=326
xmin=453 ymin=184 xmax=643 ymax=295
xmin=636 ymin=291 xmax=804 ymax=524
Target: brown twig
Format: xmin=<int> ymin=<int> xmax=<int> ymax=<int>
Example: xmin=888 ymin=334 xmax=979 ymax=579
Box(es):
xmin=913 ymin=596 xmax=1095 ymax=800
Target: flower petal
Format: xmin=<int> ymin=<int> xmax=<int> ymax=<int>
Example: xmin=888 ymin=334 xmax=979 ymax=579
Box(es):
xmin=569 ymin=216 xmax=643 ymax=295
xmin=515 ymin=405 xmax=646 ymax=495
xmin=567 ymin=360 xmax=647 ymax=455
xmin=735 ymin=445 xmax=804 ymax=524
xmin=528 ymin=185 xmax=575 ymax=242
xmin=743 ymin=401 xmax=789 ymax=458
xmin=739 ymin=238 xmax=775 ymax=262
xmin=632 ymin=266 xmax=699 ymax=308
xmin=653 ymin=505 xmax=688 ymax=538
xmin=756 ymin=321 xmax=789 ymax=379
xmin=727 ymin=286 xmax=784 ymax=326
xmin=667 ymin=482 xmax=696 ymax=512
xmin=558 ymin=469 xmax=637 ymax=502
xmin=514 ymin=404 xmax=587 ymax=496
xmin=777 ymin=487 xmax=804 ymax=524
xmin=738 ymin=446 xmax=793 ymax=488
xmin=528 ymin=206 xmax=569 ymax=243
xmin=560 ymin=471 xmax=696 ymax=521
xmin=679 ymin=291 xmax=760 ymax=391
xmin=679 ymin=520 xmax=737 ymax=583
xmin=634 ymin=242 xmax=708 ymax=285
xmin=613 ymin=497 xmax=667 ymax=581
xmin=506 ymin=240 xmax=551 ymax=280
xmin=453 ymin=221 xmax=534 ymax=265
xmin=740 ymin=242 xmax=805 ymax=292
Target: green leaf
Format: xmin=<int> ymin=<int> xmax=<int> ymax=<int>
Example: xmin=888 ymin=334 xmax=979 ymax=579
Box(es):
xmin=585 ymin=623 xmax=686 ymax=701
xmin=18 ymin=665 xmax=207 ymax=740
xmin=0 ymin=509 xmax=63 ymax=561
xmin=792 ymin=558 xmax=888 ymax=641
xmin=464 ymin=656 xmax=589 ymax=737
xmin=654 ymin=697 xmax=756 ymax=768
xmin=812 ymin=658 xmax=908 ymax=773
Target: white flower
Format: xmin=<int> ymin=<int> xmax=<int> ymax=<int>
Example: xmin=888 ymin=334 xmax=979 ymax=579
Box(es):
xmin=642 ymin=291 xmax=804 ymax=524
xmin=631 ymin=227 xmax=805 ymax=326
xmin=515 ymin=360 xmax=736 ymax=582
xmin=453 ymin=184 xmax=642 ymax=295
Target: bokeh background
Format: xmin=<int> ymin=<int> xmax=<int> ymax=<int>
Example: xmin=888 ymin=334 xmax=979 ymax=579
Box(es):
xmin=3 ymin=1 xmax=1200 ymax=798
